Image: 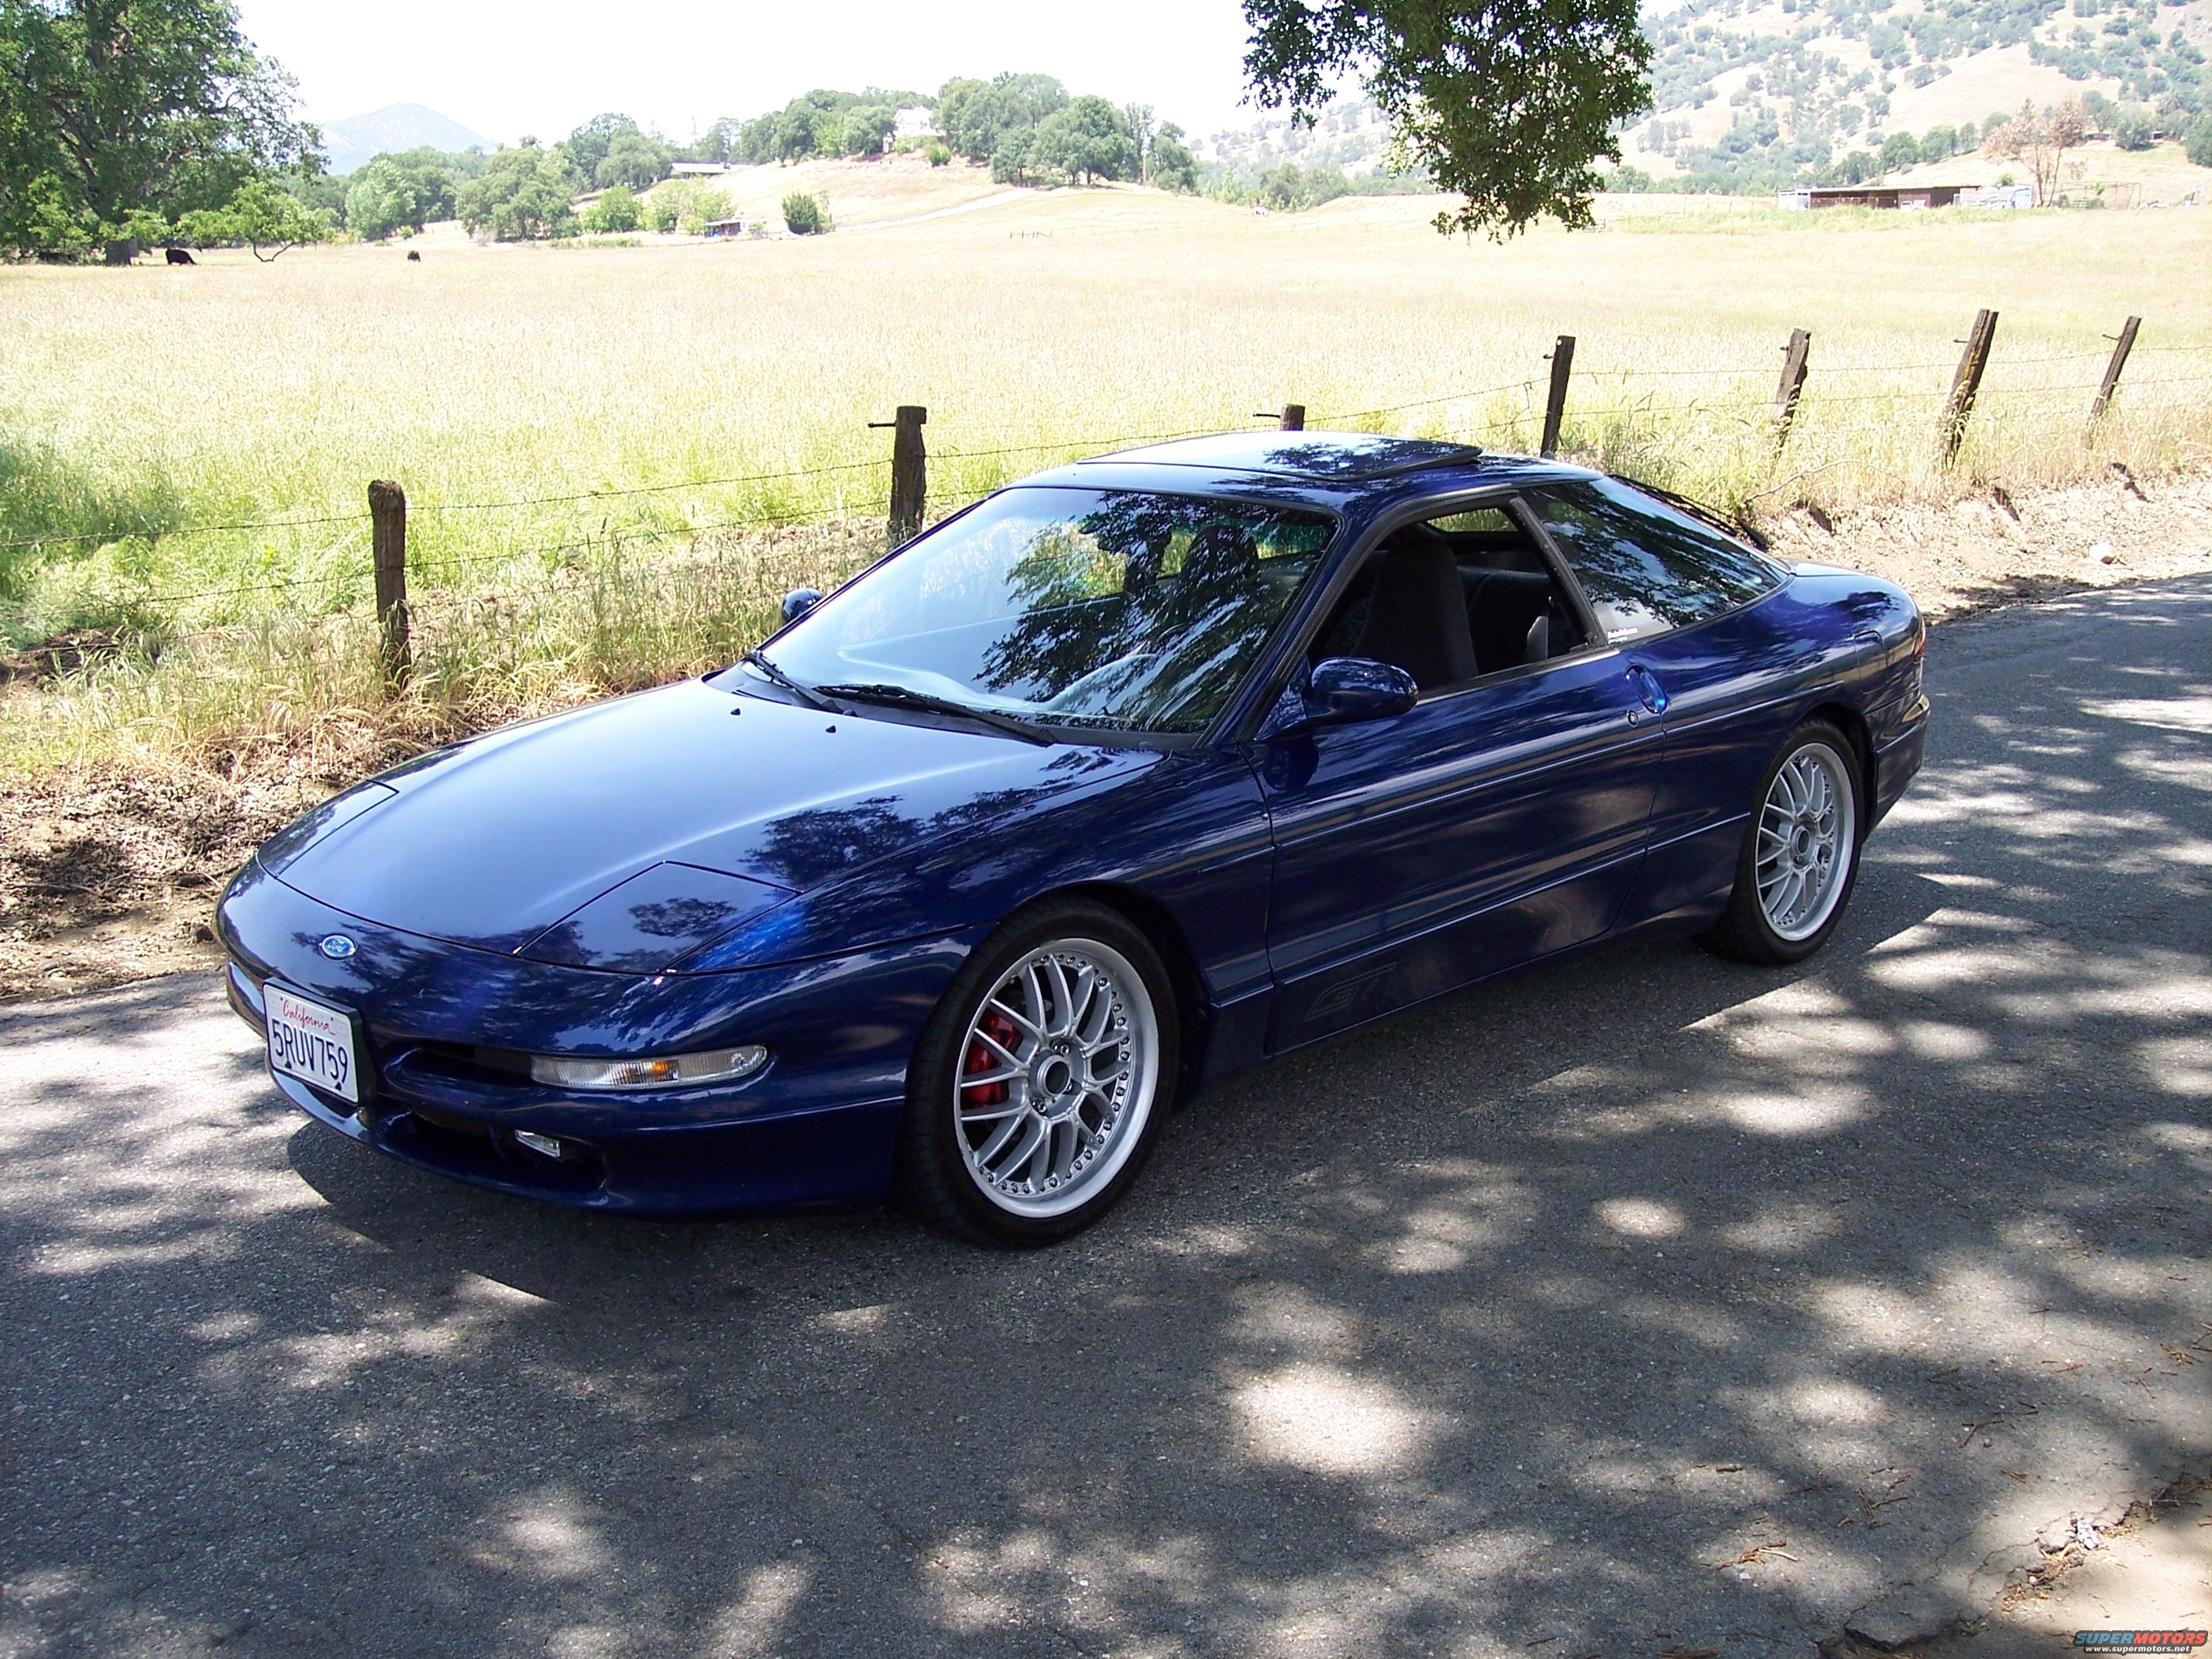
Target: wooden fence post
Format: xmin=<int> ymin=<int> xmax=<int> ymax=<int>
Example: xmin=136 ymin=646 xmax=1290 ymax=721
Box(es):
xmin=1279 ymin=404 xmax=1306 ymax=431
xmin=1939 ymin=308 xmax=1998 ymax=462
xmin=1539 ymin=335 xmax=1575 ymax=458
xmin=870 ymin=405 xmax=927 ymax=544
xmin=368 ymin=479 xmax=410 ymax=688
xmin=1774 ymin=327 xmax=1812 ymax=451
xmin=2087 ymin=315 xmax=2142 ymax=431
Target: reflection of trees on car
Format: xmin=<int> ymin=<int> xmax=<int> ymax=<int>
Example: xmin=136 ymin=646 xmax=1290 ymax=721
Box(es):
xmin=977 ymin=496 xmax=1320 ymax=730
xmin=1530 ymin=483 xmax=1777 ymax=639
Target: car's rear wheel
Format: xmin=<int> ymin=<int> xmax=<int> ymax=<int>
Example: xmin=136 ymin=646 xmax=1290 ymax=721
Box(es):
xmin=899 ymin=899 xmax=1178 ymax=1246
xmin=1703 ymin=720 xmax=1862 ymax=965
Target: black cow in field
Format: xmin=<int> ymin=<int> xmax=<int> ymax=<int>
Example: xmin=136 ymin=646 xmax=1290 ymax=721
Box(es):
xmin=406 ymin=249 xmax=421 ymax=262
xmin=164 ymin=247 xmax=196 ymax=265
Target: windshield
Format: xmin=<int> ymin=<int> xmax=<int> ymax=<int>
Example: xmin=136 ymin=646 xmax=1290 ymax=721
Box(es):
xmin=737 ymin=487 xmax=1336 ymax=734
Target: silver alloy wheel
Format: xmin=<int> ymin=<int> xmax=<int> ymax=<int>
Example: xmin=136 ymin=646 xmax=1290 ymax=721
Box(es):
xmin=1757 ymin=740 xmax=1857 ymax=943
xmin=953 ymin=939 xmax=1159 ymax=1219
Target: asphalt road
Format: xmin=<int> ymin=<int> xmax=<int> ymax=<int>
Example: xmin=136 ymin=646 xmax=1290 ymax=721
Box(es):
xmin=4 ymin=576 xmax=2210 ymax=1659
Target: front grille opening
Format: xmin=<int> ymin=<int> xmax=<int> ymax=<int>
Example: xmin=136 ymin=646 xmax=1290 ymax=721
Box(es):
xmin=407 ymin=1105 xmax=493 ymax=1142
xmin=408 ymin=1041 xmax=534 ymax=1088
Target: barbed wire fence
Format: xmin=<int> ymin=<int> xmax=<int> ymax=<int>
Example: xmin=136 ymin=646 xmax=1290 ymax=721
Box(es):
xmin=7 ymin=307 xmax=2204 ymax=687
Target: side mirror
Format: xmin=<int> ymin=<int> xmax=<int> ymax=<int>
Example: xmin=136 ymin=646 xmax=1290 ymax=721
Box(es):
xmin=1259 ymin=657 xmax=1420 ymax=740
xmin=781 ymin=587 xmax=823 ymax=623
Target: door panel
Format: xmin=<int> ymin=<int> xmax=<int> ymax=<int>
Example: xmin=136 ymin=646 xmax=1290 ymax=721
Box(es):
xmin=1256 ymin=652 xmax=1661 ymax=1049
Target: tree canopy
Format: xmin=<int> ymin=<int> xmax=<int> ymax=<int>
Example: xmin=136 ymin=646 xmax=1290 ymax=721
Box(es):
xmin=595 ymin=129 xmax=672 ymax=190
xmin=1242 ymin=0 xmax=1652 ymax=236
xmin=0 ymin=0 xmax=321 ymax=259
xmin=1034 ymin=96 xmax=1133 ymax=185
xmin=455 ymin=142 xmax=580 ymax=241
xmin=343 ymin=159 xmax=418 ymax=242
xmin=580 ymin=184 xmax=641 ymax=234
xmin=562 ymin=113 xmax=637 ymax=184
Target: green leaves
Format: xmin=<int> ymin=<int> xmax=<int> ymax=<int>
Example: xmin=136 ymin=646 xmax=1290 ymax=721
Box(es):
xmin=1033 ymin=96 xmax=1133 ymax=186
xmin=0 ymin=0 xmax=319 ymax=258
xmin=581 ymin=186 xmax=641 ymax=235
xmin=1242 ymin=0 xmax=1654 ymax=238
xmin=175 ymin=179 xmax=329 ymax=259
xmin=455 ymin=143 xmax=581 ymax=242
xmin=594 ymin=130 xmax=673 ymax=191
xmin=781 ymin=191 xmax=830 ymax=235
xmin=344 ymin=160 xmax=418 ymax=242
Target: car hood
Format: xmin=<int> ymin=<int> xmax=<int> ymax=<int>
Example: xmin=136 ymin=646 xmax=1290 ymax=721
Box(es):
xmin=265 ymin=678 xmax=1151 ymax=966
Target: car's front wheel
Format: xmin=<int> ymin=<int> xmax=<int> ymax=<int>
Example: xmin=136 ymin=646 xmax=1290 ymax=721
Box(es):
xmin=1703 ymin=720 xmax=1863 ymax=965
xmin=899 ymin=899 xmax=1178 ymax=1245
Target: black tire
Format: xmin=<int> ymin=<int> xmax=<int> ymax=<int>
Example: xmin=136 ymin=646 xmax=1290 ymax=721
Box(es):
xmin=898 ymin=898 xmax=1180 ymax=1247
xmin=1702 ymin=719 xmax=1864 ymax=966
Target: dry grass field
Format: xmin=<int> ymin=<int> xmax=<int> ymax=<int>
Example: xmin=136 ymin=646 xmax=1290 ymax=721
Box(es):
xmin=2 ymin=185 xmax=2209 ymax=764
xmin=637 ymin=149 xmax=1015 ymax=227
xmin=3 ymin=184 xmax=2210 ymax=993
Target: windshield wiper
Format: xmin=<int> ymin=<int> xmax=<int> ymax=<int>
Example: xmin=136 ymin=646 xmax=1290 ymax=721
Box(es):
xmin=814 ymin=682 xmax=1054 ymax=746
xmin=740 ymin=648 xmax=833 ymax=711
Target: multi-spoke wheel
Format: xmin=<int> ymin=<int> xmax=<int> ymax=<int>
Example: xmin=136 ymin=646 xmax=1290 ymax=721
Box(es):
xmin=1704 ymin=720 xmax=1863 ymax=965
xmin=900 ymin=901 xmax=1177 ymax=1245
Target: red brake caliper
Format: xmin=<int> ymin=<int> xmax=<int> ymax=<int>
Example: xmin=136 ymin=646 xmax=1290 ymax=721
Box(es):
xmin=961 ymin=1008 xmax=1019 ymax=1110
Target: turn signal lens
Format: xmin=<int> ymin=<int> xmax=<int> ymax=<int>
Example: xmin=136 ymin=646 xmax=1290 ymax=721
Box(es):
xmin=529 ymin=1045 xmax=768 ymax=1091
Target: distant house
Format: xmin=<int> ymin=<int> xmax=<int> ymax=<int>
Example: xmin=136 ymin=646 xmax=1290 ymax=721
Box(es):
xmin=672 ymin=160 xmax=737 ymax=177
xmin=702 ymin=216 xmax=755 ymax=239
xmin=1775 ymin=183 xmax=1996 ymax=210
xmin=893 ymin=106 xmax=935 ymax=143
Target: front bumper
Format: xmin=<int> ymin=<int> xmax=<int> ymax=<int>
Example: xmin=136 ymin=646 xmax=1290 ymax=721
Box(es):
xmin=1871 ymin=693 xmax=1929 ymax=828
xmin=218 ymin=858 xmax=963 ymax=1214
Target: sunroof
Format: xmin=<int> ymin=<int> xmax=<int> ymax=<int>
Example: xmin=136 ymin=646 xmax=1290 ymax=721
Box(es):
xmin=1080 ymin=431 xmax=1485 ymax=482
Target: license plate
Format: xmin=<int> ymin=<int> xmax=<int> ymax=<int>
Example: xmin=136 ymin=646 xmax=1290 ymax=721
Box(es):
xmin=264 ymin=983 xmax=363 ymax=1105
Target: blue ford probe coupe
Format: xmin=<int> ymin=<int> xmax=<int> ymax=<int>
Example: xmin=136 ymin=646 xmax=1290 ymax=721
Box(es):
xmin=218 ymin=434 xmax=1927 ymax=1243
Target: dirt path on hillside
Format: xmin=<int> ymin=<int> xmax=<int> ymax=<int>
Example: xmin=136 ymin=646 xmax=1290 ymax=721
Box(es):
xmin=3 ymin=465 xmax=2207 ymax=1002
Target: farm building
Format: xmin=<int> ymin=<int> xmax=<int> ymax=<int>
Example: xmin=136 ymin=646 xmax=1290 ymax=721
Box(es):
xmin=1774 ymin=183 xmax=2018 ymax=210
xmin=702 ymin=216 xmax=757 ymax=239
xmin=672 ymin=160 xmax=737 ymax=177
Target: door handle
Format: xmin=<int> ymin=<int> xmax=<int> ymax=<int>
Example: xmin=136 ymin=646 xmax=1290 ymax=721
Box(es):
xmin=1626 ymin=662 xmax=1668 ymax=716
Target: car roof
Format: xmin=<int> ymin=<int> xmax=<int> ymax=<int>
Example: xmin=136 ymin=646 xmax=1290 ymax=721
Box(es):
xmin=1016 ymin=431 xmax=1595 ymax=504
xmin=1088 ymin=431 xmax=1482 ymax=480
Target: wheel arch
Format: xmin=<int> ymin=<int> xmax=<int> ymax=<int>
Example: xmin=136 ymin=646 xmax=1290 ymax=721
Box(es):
xmin=1050 ymin=881 xmax=1213 ymax=1098
xmin=1802 ymin=699 xmax=1876 ymax=826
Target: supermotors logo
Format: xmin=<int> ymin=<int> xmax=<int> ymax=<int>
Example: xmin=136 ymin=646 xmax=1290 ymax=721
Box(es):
xmin=2074 ymin=1634 xmax=2209 ymax=1654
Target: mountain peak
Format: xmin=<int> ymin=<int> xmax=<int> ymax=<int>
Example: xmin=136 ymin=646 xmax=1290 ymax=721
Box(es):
xmin=320 ymin=104 xmax=497 ymax=174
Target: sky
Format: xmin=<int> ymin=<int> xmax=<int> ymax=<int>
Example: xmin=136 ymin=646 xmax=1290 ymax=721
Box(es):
xmin=235 ymin=0 xmax=1273 ymax=147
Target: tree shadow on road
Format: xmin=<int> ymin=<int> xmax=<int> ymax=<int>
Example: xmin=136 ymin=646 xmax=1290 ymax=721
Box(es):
xmin=3 ymin=577 xmax=2209 ymax=1657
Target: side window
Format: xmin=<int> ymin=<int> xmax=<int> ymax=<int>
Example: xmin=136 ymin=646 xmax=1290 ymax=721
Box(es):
xmin=1528 ymin=480 xmax=1779 ymax=644
xmin=1310 ymin=508 xmax=1586 ymax=690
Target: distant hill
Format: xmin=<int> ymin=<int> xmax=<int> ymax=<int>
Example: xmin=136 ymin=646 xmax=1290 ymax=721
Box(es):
xmin=319 ymin=104 xmax=496 ymax=174
xmin=1192 ymin=98 xmax=1396 ymax=176
xmin=1626 ymin=0 xmax=2212 ymax=184
xmin=1194 ymin=3 xmax=2211 ymax=191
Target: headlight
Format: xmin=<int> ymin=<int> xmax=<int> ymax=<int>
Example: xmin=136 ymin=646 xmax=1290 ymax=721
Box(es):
xmin=529 ymin=1045 xmax=769 ymax=1091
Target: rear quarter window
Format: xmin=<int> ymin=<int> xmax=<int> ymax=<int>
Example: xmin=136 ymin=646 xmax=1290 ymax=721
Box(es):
xmin=1529 ymin=479 xmax=1780 ymax=644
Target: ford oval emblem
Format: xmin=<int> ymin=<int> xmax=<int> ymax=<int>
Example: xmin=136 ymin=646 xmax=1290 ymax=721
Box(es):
xmin=318 ymin=934 xmax=357 ymax=960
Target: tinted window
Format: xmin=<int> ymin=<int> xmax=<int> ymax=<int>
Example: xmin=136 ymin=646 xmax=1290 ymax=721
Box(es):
xmin=741 ymin=488 xmax=1334 ymax=734
xmin=1528 ymin=479 xmax=1779 ymax=643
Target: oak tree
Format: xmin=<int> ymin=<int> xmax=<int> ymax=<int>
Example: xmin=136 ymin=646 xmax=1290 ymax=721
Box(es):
xmin=1242 ymin=0 xmax=1651 ymax=237
xmin=1 ymin=0 xmax=319 ymax=259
